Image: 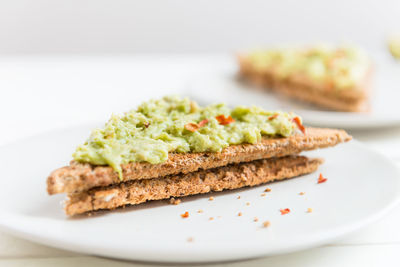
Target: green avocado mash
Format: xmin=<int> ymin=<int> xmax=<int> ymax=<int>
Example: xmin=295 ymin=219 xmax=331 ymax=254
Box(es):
xmin=73 ymin=96 xmax=302 ymax=177
xmin=247 ymin=45 xmax=370 ymax=90
xmin=388 ymin=37 xmax=400 ymax=60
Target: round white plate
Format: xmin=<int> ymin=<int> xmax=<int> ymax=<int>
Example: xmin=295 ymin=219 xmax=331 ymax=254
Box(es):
xmin=0 ymin=124 xmax=399 ymax=263
xmin=187 ymin=54 xmax=400 ymax=129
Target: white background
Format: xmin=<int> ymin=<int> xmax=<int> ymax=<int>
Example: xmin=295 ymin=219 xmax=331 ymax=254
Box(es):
xmin=0 ymin=0 xmax=399 ymax=54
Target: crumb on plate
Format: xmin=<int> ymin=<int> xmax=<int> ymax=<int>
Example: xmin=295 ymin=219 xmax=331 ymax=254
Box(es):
xmin=262 ymin=221 xmax=271 ymax=228
xmin=169 ymin=198 xmax=181 ymax=205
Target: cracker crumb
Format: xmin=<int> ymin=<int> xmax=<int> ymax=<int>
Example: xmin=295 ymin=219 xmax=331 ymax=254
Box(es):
xmin=264 ymin=188 xmax=272 ymax=192
xmin=187 ymin=237 xmax=194 ymax=242
xmin=261 ymin=193 xmax=266 ymax=197
xmin=238 ymin=212 xmax=243 ymax=217
xmin=262 ymin=221 xmax=271 ymax=228
xmin=254 ymin=217 xmax=259 ymax=222
xmin=246 ymin=202 xmax=250 ymax=206
xmin=209 ymin=197 xmax=214 ymax=201
xmin=237 ymin=196 xmax=241 ymax=199
xmin=197 ymin=209 xmax=204 ymax=213
xmin=299 ymin=192 xmax=305 ymax=195
xmin=169 ymin=198 xmax=181 ymax=205
xmin=181 ymin=211 xmax=189 ymax=218
xmin=307 ymin=208 xmax=313 ymax=213
xmin=209 ymin=217 xmax=214 ymax=221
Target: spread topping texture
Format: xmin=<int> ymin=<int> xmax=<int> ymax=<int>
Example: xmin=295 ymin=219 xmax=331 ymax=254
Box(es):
xmin=246 ymin=45 xmax=370 ymax=90
xmin=73 ymin=96 xmax=303 ymax=176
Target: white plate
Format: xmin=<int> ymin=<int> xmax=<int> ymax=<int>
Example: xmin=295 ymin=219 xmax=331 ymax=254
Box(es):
xmin=0 ymin=124 xmax=399 ymax=263
xmin=187 ymin=55 xmax=400 ymax=129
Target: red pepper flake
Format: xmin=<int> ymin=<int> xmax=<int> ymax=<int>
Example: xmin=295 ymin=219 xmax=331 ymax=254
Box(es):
xmin=144 ymin=122 xmax=150 ymax=128
xmin=215 ymin=115 xmax=235 ymax=125
xmin=184 ymin=123 xmax=200 ymax=132
xmin=317 ymin=173 xmax=328 ymax=184
xmin=292 ymin=116 xmax=306 ymax=134
xmin=184 ymin=119 xmax=209 ymax=132
xmin=280 ymin=208 xmax=290 ymax=215
xmin=181 ymin=211 xmax=189 ymax=218
xmin=268 ymin=114 xmax=279 ymax=120
xmin=198 ymin=119 xmax=209 ymax=127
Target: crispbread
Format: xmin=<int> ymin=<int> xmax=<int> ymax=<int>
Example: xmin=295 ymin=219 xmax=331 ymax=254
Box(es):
xmin=238 ymin=55 xmax=372 ymax=112
xmin=65 ymin=155 xmax=323 ymax=216
xmin=48 ymin=127 xmax=350 ymax=195
xmin=275 ymin=80 xmax=370 ymax=112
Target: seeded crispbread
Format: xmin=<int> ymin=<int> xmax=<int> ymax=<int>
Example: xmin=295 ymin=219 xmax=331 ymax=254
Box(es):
xmin=47 ymin=127 xmax=351 ymax=195
xmin=65 ymin=155 xmax=323 ymax=216
xmin=238 ymin=55 xmax=372 ymax=112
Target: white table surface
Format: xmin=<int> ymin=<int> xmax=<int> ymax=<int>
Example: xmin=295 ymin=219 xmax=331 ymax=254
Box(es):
xmin=0 ymin=55 xmax=399 ymax=266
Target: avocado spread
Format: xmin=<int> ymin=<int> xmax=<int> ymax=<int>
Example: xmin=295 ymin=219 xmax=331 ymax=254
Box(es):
xmin=247 ymin=45 xmax=370 ymax=90
xmin=388 ymin=37 xmax=400 ymax=60
xmin=73 ymin=96 xmax=302 ymax=177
